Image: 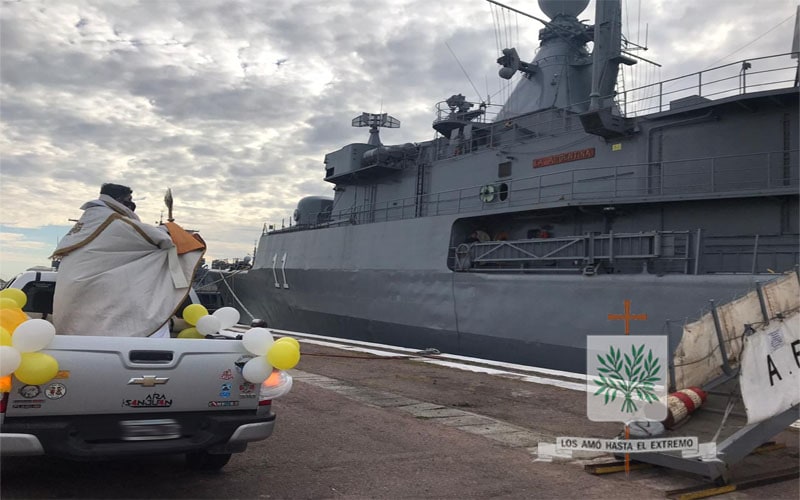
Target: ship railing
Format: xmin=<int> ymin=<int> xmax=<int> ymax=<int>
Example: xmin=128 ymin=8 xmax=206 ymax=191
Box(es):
xmin=449 ymin=232 xmax=799 ymax=275
xmin=326 ymin=149 xmax=798 ymax=225
xmin=432 ymin=105 xmax=578 ymax=160
xmin=698 ymin=233 xmax=800 ymax=275
xmin=430 ymin=53 xmax=797 ymax=159
xmin=432 ymin=100 xmax=502 ymax=127
xmin=451 ymin=231 xmax=690 ymax=273
xmin=618 ymin=53 xmax=799 ymax=117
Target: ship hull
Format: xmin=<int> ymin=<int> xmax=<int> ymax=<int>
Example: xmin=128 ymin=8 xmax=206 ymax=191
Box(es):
xmin=217 ymin=53 xmax=798 ymax=374
xmin=222 ymin=266 xmax=766 ymax=372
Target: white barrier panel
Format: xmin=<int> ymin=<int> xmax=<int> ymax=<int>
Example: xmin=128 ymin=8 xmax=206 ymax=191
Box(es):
xmin=739 ymin=313 xmax=800 ymax=425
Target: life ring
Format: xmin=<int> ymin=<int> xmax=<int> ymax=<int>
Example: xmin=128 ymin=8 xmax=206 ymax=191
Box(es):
xmin=479 ymin=184 xmax=496 ymax=203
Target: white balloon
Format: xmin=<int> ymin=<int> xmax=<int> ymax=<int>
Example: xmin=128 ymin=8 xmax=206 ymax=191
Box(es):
xmin=0 ymin=346 xmax=22 ymax=376
xmin=196 ymin=315 xmax=222 ymax=336
xmin=11 ymin=319 xmax=56 ymax=353
xmin=242 ymin=356 xmax=272 ymax=384
xmin=212 ymin=307 xmax=241 ymax=329
xmin=242 ymin=327 xmax=274 ymax=355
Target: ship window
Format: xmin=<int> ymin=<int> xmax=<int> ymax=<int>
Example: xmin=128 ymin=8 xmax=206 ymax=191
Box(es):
xmin=498 ymin=161 xmax=511 ymax=178
xmin=498 ymin=183 xmax=509 ymax=201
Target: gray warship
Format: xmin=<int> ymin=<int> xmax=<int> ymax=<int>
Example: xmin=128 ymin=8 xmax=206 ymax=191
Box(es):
xmin=218 ymin=0 xmax=799 ymax=373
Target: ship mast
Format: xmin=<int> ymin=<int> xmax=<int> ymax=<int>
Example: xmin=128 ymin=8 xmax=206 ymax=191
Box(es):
xmin=493 ymin=0 xmax=594 ymax=119
xmin=588 ymin=0 xmax=636 ymax=111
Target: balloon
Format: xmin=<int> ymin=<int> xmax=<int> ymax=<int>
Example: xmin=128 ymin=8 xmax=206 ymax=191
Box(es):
xmin=0 ymin=308 xmax=28 ymax=333
xmin=275 ymin=336 xmax=300 ymax=351
xmin=242 ymin=355 xmax=272 ymax=384
xmin=177 ymin=327 xmax=204 ymax=339
xmin=242 ymin=327 xmax=274 ymax=356
xmin=0 ymin=328 xmax=11 ymax=346
xmin=14 ymin=352 xmax=59 ymax=385
xmin=267 ymin=341 xmax=300 ymax=370
xmin=0 ymin=289 xmax=27 ymax=309
xmin=182 ymin=304 xmax=209 ymax=326
xmin=11 ymin=319 xmax=56 ymax=353
xmin=0 ymin=298 xmax=18 ymax=309
xmin=0 ymin=375 xmax=11 ymax=393
xmin=0 ymin=346 xmax=22 ymax=376
xmin=196 ymin=315 xmax=222 ymax=336
xmin=212 ymin=307 xmax=240 ymax=329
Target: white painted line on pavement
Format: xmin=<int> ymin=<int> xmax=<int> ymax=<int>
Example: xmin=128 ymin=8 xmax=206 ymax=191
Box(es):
xmin=263 ymin=327 xmax=590 ymax=393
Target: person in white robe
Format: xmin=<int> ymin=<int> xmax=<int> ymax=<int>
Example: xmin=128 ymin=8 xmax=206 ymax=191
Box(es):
xmin=51 ymin=183 xmax=205 ymax=337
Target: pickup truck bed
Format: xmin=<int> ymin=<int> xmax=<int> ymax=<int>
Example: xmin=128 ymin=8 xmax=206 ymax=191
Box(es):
xmin=1 ymin=334 xmax=280 ymax=469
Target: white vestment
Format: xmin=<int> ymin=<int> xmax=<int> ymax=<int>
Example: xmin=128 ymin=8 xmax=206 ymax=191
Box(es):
xmin=52 ymin=195 xmax=204 ymax=337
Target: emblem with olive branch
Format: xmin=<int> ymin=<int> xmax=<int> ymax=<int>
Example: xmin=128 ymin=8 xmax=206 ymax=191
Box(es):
xmin=593 ymin=344 xmax=661 ymax=413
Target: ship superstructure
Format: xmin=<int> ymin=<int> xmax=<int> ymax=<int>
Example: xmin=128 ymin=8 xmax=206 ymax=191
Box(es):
xmin=220 ymin=0 xmax=799 ymax=372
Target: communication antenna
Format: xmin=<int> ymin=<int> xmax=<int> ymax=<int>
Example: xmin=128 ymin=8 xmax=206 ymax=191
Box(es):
xmin=351 ymin=112 xmax=400 ymax=146
xmin=445 ymin=41 xmax=484 ymax=104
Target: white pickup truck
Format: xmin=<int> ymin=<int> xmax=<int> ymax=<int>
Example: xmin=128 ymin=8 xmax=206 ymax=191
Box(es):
xmin=0 ymin=270 xmax=292 ymax=470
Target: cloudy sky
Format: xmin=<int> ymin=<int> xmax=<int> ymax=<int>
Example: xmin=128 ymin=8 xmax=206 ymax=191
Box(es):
xmin=1 ymin=0 xmax=797 ymax=280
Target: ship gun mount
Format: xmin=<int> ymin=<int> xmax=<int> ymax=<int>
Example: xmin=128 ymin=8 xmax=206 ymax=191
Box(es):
xmin=432 ymin=94 xmax=487 ymax=137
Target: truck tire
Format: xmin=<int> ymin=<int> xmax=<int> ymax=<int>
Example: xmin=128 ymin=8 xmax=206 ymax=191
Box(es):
xmin=185 ymin=450 xmax=232 ymax=471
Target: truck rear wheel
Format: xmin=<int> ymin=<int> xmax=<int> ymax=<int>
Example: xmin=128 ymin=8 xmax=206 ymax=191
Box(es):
xmin=185 ymin=450 xmax=232 ymax=471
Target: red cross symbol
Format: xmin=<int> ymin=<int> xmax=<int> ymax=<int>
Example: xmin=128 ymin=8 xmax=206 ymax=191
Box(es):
xmin=607 ymin=299 xmax=649 ymax=475
xmin=607 ymin=299 xmax=647 ymax=335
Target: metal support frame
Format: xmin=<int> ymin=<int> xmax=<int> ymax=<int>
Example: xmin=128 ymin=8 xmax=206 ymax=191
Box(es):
xmin=755 ymin=282 xmax=770 ymax=324
xmin=629 ymin=270 xmax=800 ymax=483
xmin=632 ymin=405 xmax=799 ymax=482
xmin=709 ymin=300 xmax=734 ymax=376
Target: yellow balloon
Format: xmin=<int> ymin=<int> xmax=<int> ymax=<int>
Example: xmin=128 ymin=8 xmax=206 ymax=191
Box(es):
xmin=14 ymin=352 xmax=59 ymax=385
xmin=0 ymin=328 xmax=11 ymax=346
xmin=266 ymin=341 xmax=300 ymax=370
xmin=177 ymin=327 xmax=204 ymax=339
xmin=182 ymin=304 xmax=209 ymax=326
xmin=0 ymin=298 xmax=19 ymax=309
xmin=0 ymin=308 xmax=28 ymax=333
xmin=275 ymin=336 xmax=300 ymax=352
xmin=0 ymin=289 xmax=27 ymax=309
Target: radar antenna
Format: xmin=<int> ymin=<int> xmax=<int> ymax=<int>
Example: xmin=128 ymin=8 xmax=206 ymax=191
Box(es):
xmin=351 ymin=112 xmax=400 ymax=146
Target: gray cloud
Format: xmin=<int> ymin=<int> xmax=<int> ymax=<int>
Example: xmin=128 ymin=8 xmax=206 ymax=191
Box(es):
xmin=1 ymin=0 xmax=796 ymax=278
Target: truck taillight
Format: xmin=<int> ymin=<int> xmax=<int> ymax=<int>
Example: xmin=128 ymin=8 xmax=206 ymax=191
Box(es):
xmin=258 ymin=369 xmax=293 ymax=401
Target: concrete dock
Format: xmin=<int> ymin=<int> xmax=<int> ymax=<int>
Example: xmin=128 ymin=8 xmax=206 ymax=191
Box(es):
xmin=2 ymin=334 xmax=798 ymax=499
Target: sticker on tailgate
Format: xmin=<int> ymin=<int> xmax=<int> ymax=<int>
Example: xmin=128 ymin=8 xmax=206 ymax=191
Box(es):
xmin=208 ymin=401 xmax=239 ymax=407
xmin=18 ymin=385 xmax=41 ymax=398
xmin=122 ymin=393 xmax=173 ymax=408
xmin=45 ymin=383 xmax=66 ymax=399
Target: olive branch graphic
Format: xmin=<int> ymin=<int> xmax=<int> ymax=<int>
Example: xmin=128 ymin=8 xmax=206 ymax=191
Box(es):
xmin=593 ymin=344 xmax=660 ymax=413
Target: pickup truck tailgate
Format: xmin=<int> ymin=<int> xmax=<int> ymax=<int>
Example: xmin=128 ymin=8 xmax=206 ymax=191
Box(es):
xmin=5 ymin=335 xmax=259 ymax=417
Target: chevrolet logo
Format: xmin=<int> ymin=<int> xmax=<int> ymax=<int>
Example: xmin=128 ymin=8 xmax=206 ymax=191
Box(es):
xmin=128 ymin=375 xmax=169 ymax=387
